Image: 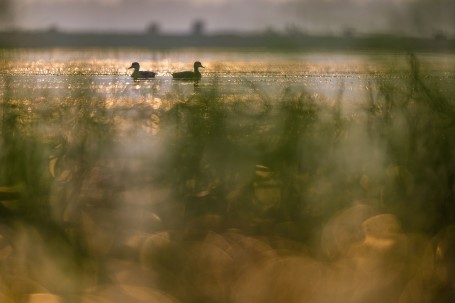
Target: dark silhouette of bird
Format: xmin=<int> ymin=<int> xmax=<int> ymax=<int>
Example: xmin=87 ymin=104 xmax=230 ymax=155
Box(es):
xmin=172 ymin=61 xmax=204 ymax=80
xmin=128 ymin=62 xmax=156 ymax=80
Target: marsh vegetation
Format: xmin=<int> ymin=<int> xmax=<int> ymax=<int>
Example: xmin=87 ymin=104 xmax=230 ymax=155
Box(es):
xmin=0 ymin=50 xmax=455 ymax=303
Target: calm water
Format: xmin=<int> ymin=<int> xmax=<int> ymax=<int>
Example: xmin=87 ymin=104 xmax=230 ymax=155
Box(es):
xmin=1 ymin=49 xmax=455 ymax=303
xmin=1 ymin=49 xmax=454 ymax=108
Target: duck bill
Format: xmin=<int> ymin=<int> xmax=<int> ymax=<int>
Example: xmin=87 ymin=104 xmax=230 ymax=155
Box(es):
xmin=128 ymin=65 xmax=134 ymax=69
xmin=201 ymin=66 xmax=205 ymax=68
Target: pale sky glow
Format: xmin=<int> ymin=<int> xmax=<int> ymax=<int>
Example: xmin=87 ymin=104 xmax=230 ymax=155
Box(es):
xmin=5 ymin=0 xmax=455 ymax=36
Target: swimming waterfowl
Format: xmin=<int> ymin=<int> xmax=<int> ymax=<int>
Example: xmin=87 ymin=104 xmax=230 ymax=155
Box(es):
xmin=172 ymin=61 xmax=204 ymax=80
xmin=128 ymin=62 xmax=156 ymax=80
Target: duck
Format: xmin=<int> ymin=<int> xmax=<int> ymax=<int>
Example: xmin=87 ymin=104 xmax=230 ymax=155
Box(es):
xmin=172 ymin=61 xmax=204 ymax=80
xmin=128 ymin=62 xmax=156 ymax=80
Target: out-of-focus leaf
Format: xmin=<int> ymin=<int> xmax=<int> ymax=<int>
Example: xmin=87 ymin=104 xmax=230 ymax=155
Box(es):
xmin=196 ymin=190 xmax=210 ymax=197
xmin=48 ymin=157 xmax=58 ymax=178
xmin=27 ymin=293 xmax=62 ymax=303
xmin=0 ymin=185 xmax=22 ymax=200
xmin=119 ymin=285 xmax=177 ymax=303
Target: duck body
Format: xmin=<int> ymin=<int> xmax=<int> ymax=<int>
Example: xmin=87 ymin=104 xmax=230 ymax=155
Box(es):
xmin=172 ymin=61 xmax=204 ymax=80
xmin=129 ymin=62 xmax=156 ymax=80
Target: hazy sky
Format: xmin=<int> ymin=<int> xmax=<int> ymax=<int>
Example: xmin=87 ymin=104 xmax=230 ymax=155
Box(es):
xmin=5 ymin=0 xmax=455 ymax=36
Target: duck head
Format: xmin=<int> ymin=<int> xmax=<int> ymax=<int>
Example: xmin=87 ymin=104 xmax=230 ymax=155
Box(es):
xmin=129 ymin=62 xmax=140 ymax=70
xmin=194 ymin=61 xmax=204 ymax=69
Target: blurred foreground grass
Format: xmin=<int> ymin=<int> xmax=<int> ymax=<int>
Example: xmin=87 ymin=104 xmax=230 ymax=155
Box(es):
xmin=1 ymin=53 xmax=455 ymax=303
